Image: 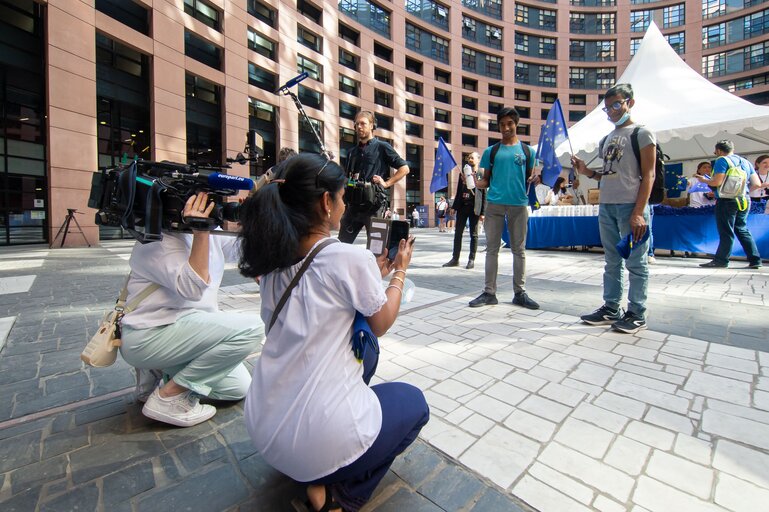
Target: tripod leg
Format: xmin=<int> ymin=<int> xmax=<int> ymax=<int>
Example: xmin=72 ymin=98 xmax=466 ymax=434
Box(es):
xmin=60 ymin=213 xmax=73 ymax=248
xmin=69 ymin=215 xmax=91 ymax=247
xmin=50 ymin=216 xmax=68 ymax=249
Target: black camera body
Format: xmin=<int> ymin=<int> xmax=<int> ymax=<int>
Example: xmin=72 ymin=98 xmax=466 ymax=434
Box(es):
xmin=344 ymin=179 xmax=386 ymax=214
xmin=88 ymin=160 xmax=252 ymax=243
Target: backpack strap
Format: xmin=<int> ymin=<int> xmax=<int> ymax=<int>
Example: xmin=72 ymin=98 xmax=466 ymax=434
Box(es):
xmin=521 ymin=143 xmax=533 ymax=181
xmin=630 ymin=126 xmax=642 ymax=178
xmin=268 ymin=238 xmax=339 ymax=333
xmin=487 ymin=142 xmax=501 ymax=182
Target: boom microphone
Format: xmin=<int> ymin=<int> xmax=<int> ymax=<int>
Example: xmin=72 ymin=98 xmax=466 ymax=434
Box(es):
xmin=195 ymin=171 xmax=254 ymax=191
xmin=276 ymin=72 xmax=309 ymax=92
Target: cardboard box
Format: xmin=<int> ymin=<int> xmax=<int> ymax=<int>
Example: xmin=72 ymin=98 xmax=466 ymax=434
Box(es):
xmin=588 ymin=188 xmax=600 ymax=204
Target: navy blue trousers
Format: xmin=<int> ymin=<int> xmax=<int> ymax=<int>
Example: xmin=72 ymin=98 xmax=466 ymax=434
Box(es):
xmin=310 ymin=348 xmax=429 ymax=511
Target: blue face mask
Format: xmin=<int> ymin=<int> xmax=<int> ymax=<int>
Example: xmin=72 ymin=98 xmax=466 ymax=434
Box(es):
xmin=612 ymin=111 xmax=631 ymax=126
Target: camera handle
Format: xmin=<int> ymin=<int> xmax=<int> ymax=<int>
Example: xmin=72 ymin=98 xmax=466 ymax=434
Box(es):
xmin=279 ymin=88 xmax=334 ymax=161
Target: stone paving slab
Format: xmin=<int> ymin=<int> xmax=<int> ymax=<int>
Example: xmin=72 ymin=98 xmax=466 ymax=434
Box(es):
xmin=0 ymin=230 xmax=767 ymax=511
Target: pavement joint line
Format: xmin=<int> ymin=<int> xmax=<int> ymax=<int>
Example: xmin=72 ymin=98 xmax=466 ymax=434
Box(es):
xmin=0 ymin=387 xmax=133 ymax=431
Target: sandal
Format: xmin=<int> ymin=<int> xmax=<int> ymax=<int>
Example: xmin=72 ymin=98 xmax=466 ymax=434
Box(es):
xmin=304 ymin=485 xmax=343 ymax=512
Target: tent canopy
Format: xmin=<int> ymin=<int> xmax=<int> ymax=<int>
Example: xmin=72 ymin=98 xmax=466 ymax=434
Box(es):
xmin=556 ymin=22 xmax=769 ymax=165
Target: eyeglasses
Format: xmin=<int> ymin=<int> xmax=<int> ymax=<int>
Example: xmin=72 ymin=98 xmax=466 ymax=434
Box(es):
xmin=315 ymin=158 xmax=331 ymax=188
xmin=602 ymin=99 xmax=628 ymax=113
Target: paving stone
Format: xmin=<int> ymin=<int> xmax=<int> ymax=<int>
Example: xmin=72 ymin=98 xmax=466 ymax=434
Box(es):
xmin=673 ymin=434 xmax=712 ymax=466
xmin=10 ymin=454 xmax=68 ymax=494
xmin=372 ymin=487 xmax=444 ymax=512
xmin=603 ymin=435 xmax=651 ymax=476
xmin=644 ymin=407 xmax=695 ymax=435
xmin=0 ymin=430 xmax=41 ymax=473
xmin=593 ymin=494 xmax=626 ymax=512
xmin=606 ymin=379 xmax=689 ymax=414
xmin=593 ymin=391 xmax=647 ymax=420
xmin=528 ymin=462 xmax=594 ymax=504
xmin=423 ymin=418 xmax=476 ymax=459
xmin=684 ymin=371 xmax=752 ymax=406
xmin=518 ymin=394 xmax=572 ymax=423
xmin=632 ymin=475 xmax=726 ymax=512
xmin=464 ymin=394 xmax=514 ymax=422
xmin=0 ymin=487 xmax=42 ymax=512
xmin=102 ymin=461 xmax=155 ymax=507
xmin=39 ymin=482 xmax=99 ymax=512
xmin=459 ymin=425 xmax=539 ymax=490
xmin=714 ymin=473 xmax=769 ymax=512
xmin=70 ymin=431 xmax=166 ymax=484
xmin=74 ymin=398 xmax=127 ymax=426
xmin=174 ymin=433 xmax=227 ymax=472
xmin=702 ymin=409 xmax=769 ymax=451
xmin=431 ymin=379 xmax=477 ymax=400
xmin=554 ymin=417 xmax=615 ymax=459
xmin=416 ymin=465 xmax=484 ymax=511
xmin=571 ymin=402 xmax=630 ymax=434
xmin=469 ymin=487 xmax=528 ymax=512
xmin=645 ymin=450 xmax=713 ymax=499
xmin=539 ymin=352 xmax=581 ymax=373
xmin=217 ymin=419 xmax=258 ymax=461
xmin=624 ymin=421 xmax=675 ymax=450
xmin=513 ymin=474 xmax=592 ymax=512
xmin=135 ymin=463 xmax=250 ymax=512
xmin=390 ymin=442 xmax=444 ymax=490
xmin=707 ymin=398 xmax=769 ymax=424
xmin=538 ymin=442 xmax=634 ymax=502
xmin=712 ymin=439 xmax=769 ymax=488
xmin=483 ymin=381 xmax=529 ymax=407
xmin=539 ymin=382 xmax=586 ymax=407
xmin=459 ymin=413 xmax=495 ymax=437
xmin=42 ymin=371 xmax=89 ymax=394
xmin=503 ymin=409 xmax=557 ymax=443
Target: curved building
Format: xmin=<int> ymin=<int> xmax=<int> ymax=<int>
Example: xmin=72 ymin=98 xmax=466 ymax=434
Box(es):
xmin=0 ymin=0 xmax=766 ymax=245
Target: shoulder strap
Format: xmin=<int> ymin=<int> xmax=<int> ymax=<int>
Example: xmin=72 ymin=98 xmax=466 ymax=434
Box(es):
xmin=487 ymin=142 xmax=501 ymax=181
xmin=521 ymin=143 xmax=533 ymax=179
xmin=268 ymin=238 xmax=339 ymax=332
xmin=115 ymin=273 xmax=159 ymax=314
xmin=630 ymin=126 xmax=642 ymax=176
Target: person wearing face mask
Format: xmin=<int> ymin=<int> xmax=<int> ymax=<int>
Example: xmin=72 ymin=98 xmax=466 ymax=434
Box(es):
xmin=571 ymin=83 xmax=656 ymax=335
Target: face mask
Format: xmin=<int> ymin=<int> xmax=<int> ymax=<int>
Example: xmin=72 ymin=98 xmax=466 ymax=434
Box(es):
xmin=612 ymin=111 xmax=631 ymax=126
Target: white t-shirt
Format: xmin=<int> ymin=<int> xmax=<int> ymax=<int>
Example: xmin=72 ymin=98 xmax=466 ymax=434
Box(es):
xmin=122 ymin=232 xmax=240 ymax=330
xmin=245 ymin=240 xmax=387 ymax=482
xmin=598 ymin=124 xmax=656 ymax=204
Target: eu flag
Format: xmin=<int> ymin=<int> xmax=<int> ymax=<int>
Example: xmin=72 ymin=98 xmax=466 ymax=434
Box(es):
xmin=430 ymin=137 xmax=456 ymax=193
xmin=536 ymin=98 xmax=569 ymax=187
xmin=527 ymin=183 xmax=541 ymax=211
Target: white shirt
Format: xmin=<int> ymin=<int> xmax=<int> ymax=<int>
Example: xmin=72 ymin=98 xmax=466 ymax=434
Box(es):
xmin=688 ymin=177 xmax=715 ymax=208
xmin=122 ymin=232 xmax=240 ymax=329
xmin=437 ymin=200 xmax=447 ymax=211
xmin=245 ymin=240 xmax=387 ymax=482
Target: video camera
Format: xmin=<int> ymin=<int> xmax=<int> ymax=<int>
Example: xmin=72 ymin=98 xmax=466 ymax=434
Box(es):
xmin=88 ymin=159 xmax=254 ymax=243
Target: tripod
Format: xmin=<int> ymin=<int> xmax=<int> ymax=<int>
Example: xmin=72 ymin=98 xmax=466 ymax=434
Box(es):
xmin=50 ymin=208 xmax=91 ymax=248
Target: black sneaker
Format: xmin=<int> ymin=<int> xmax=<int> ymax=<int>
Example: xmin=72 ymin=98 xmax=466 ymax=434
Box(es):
xmin=469 ymin=292 xmax=498 ymax=308
xmin=700 ymin=261 xmax=728 ymax=268
xmin=513 ymin=292 xmax=539 ymax=310
xmin=580 ymin=305 xmax=622 ymax=326
xmin=442 ymin=259 xmax=459 ymax=267
xmin=466 ymin=260 xmax=475 ymax=269
xmin=747 ymin=262 xmax=763 ymax=269
xmin=612 ymin=311 xmax=647 ymax=334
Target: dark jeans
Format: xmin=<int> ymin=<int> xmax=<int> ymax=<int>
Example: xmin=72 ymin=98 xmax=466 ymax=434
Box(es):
xmin=714 ymin=198 xmax=761 ymax=265
xmin=339 ymin=207 xmax=382 ymax=244
xmin=310 ymin=346 xmax=429 ymax=512
xmin=452 ymin=208 xmax=480 ymax=262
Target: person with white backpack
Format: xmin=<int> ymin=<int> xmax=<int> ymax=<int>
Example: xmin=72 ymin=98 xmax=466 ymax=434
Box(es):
xmin=695 ymin=140 xmax=764 ymax=269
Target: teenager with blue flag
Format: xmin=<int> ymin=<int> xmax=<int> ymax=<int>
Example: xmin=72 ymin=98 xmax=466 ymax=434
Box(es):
xmin=571 ymin=83 xmax=655 ymax=334
xmin=470 ymin=107 xmax=540 ymax=310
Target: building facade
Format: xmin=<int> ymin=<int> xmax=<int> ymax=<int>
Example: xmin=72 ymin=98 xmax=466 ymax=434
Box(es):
xmin=0 ymin=0 xmax=767 ymax=245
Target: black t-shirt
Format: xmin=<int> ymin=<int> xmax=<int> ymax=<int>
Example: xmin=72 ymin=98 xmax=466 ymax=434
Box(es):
xmin=345 ymin=138 xmax=408 ymax=182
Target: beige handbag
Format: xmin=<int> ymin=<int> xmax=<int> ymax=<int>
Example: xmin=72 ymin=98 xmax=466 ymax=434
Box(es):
xmin=81 ymin=275 xmax=159 ymax=368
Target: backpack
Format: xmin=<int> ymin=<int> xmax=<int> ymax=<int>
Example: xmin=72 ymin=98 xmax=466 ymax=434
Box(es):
xmin=600 ymin=126 xmax=667 ymax=204
xmin=716 ymin=155 xmax=747 ymax=200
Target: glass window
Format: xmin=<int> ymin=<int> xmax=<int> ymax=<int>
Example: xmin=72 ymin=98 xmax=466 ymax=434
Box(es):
xmin=515 ymin=62 xmax=529 ymax=84
xmin=462 ymin=95 xmax=477 ymax=110
xmin=339 ymin=100 xmax=358 ymax=120
xmin=462 ymin=16 xmax=476 ymax=38
xmin=338 ymin=48 xmax=359 ymax=71
xmin=95 ymin=0 xmax=149 ymax=34
xmin=184 ymin=31 xmax=221 ymax=70
xmin=434 ymin=108 xmax=450 ymax=123
xmin=247 ymin=29 xmax=276 ymax=60
xmin=435 ymin=128 xmax=451 ymax=142
xmin=703 ymin=23 xmax=725 ymax=49
xmin=485 ymin=54 xmax=502 ymax=79
xmin=247 ymin=0 xmax=275 ymax=26
xmin=597 ymin=13 xmax=615 ymax=34
xmin=539 ymin=37 xmax=556 ymax=58
xmin=435 ymin=68 xmax=451 ymax=84
xmin=569 ymin=94 xmax=586 ymax=105
xmin=462 ymin=77 xmax=478 ymax=91
xmin=462 ymin=133 xmax=477 ymax=146
xmin=570 ymin=40 xmax=586 ymax=60
xmin=515 ymin=4 xmax=529 ymax=25
xmin=248 ymin=62 xmax=277 ymax=91
xmin=435 ymin=88 xmax=451 ymax=104
xmin=406 ymin=100 xmax=423 ymax=117
xmin=298 ymin=116 xmax=323 ymax=153
xmin=184 ymin=0 xmax=220 ymax=31
xmin=298 ymin=0 xmax=322 ymax=24
xmin=297 ymin=55 xmax=323 ymax=81
xmin=490 ymin=101 xmax=504 ymax=113
xmin=461 ymin=114 xmax=477 ymax=128
xmin=665 ymin=32 xmax=685 ymax=54
xmin=339 ymin=22 xmax=360 ymax=45
xmin=405 ymin=122 xmax=422 ymax=137
xmin=406 ymin=57 xmax=423 ymax=74
xmin=570 ymin=13 xmax=585 ymax=33
xmin=540 ymin=9 xmax=556 ymax=30
xmin=515 ymin=32 xmax=529 ymax=53
xmin=630 ymin=38 xmax=642 ymax=56
xmin=406 ymin=23 xmax=421 ymax=50
xmin=703 ymin=52 xmax=726 ymax=77
xmin=374 ymin=42 xmax=392 ymax=61
xmin=339 ymin=74 xmax=360 ymax=96
xmin=569 ymin=67 xmax=586 ymax=88
xmin=539 ymin=65 xmax=556 ymax=87
xmin=431 ymin=34 xmax=449 ymax=63
xmin=541 ymin=93 xmax=557 ymax=104
xmin=489 ymin=84 xmax=503 ymax=97
xmin=514 ymin=90 xmax=530 ymax=101
xmin=631 ymin=10 xmax=651 ymax=33
xmin=598 ymin=40 xmax=615 ymax=61
xmin=596 ymin=68 xmax=615 ymax=89
xmin=374 ymin=65 xmax=392 ymax=84
xmin=406 ymin=78 xmax=422 ymax=95
xmin=298 ymin=85 xmax=322 ymax=109
xmin=297 ymin=24 xmax=322 ymax=53
xmin=702 ymin=0 xmax=725 ymax=20
xmin=462 ymin=47 xmax=476 ymax=71
xmin=374 ymin=89 xmax=393 ymax=107
xmin=745 ymin=9 xmax=769 ymax=39
xmin=375 ymin=114 xmax=393 ymax=131
xmin=663 ymin=4 xmax=685 ymax=29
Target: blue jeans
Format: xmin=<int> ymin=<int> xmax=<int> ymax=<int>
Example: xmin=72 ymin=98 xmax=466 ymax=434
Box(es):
xmin=714 ymin=198 xmax=761 ymax=266
xmin=598 ymin=203 xmax=650 ymax=318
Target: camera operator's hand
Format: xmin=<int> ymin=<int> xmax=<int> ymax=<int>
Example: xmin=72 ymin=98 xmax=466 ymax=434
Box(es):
xmin=183 ymin=192 xmax=215 ymax=225
xmin=372 ymin=175 xmax=388 ymax=189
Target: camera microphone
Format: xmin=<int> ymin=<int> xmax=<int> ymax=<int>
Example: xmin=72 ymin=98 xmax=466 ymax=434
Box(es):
xmin=195 ymin=170 xmax=254 ymax=191
xmin=276 ymin=72 xmax=308 ymax=93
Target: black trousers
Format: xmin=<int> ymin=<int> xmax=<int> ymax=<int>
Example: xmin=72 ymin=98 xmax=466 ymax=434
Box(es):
xmin=452 ymin=208 xmax=480 ymax=262
xmin=339 ymin=205 xmax=385 ymax=244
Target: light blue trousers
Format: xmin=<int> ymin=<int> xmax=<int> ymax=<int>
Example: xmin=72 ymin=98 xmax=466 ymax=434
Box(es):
xmin=598 ymin=203 xmax=650 ymax=318
xmin=121 ymin=311 xmax=262 ymax=400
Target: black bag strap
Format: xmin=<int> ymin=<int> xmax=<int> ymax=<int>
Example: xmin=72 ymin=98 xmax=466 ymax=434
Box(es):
xmin=488 ymin=142 xmax=532 ymax=181
xmin=268 ymin=238 xmax=339 ymax=332
xmin=629 ymin=126 xmax=643 ymax=178
xmin=487 ymin=142 xmax=501 ymax=182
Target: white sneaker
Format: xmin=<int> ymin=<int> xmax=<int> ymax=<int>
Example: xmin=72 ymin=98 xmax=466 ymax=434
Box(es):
xmin=648 ymin=256 xmax=657 ymax=264
xmin=135 ymin=368 xmax=164 ymax=403
xmin=142 ymin=388 xmax=216 ymax=427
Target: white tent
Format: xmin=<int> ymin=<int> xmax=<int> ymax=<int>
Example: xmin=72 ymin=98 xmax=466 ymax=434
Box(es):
xmin=557 ymin=22 xmax=769 ymax=165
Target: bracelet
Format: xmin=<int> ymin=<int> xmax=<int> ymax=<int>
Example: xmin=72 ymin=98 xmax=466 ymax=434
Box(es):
xmin=391 ymin=276 xmax=405 ymax=286
xmin=386 ymin=284 xmax=403 ymax=294
xmin=393 ymin=269 xmax=406 ymax=275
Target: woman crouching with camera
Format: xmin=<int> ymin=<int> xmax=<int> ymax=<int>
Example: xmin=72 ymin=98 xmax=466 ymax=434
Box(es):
xmin=239 ymin=153 xmax=429 ymax=512
xmin=120 ymin=192 xmax=262 ymax=427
